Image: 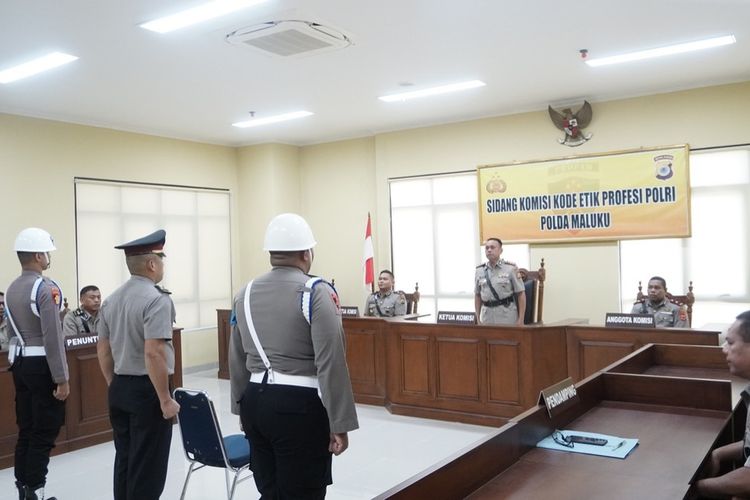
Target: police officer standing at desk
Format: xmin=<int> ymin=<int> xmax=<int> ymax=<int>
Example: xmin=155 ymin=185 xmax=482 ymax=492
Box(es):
xmin=97 ymin=229 xmax=179 ymax=500
xmin=474 ymin=238 xmax=526 ymax=326
xmin=5 ymin=228 xmax=68 ymax=500
xmin=229 ymin=213 xmax=359 ymax=499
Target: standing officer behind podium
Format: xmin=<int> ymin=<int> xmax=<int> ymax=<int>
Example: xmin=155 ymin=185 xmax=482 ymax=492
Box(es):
xmin=229 ymin=213 xmax=359 ymax=499
xmin=631 ymin=276 xmax=688 ymax=328
xmin=5 ymin=228 xmax=68 ymax=500
xmin=365 ymin=270 xmax=407 ymax=317
xmin=97 ymin=230 xmax=179 ymax=500
xmin=474 ymin=238 xmax=526 ymax=326
xmin=696 ymin=310 xmax=750 ymax=497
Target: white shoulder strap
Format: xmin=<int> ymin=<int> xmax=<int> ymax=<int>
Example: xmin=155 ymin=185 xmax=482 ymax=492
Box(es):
xmin=243 ymin=280 xmax=272 ymax=372
xmin=4 ymin=306 xmax=26 ymax=347
xmin=29 ymin=277 xmax=64 ymax=317
xmin=30 ymin=277 xmax=43 ymax=317
xmin=301 ymin=277 xmax=325 ymax=325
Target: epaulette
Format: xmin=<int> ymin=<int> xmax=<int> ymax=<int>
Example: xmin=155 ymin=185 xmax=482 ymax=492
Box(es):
xmin=475 ymin=263 xmax=485 ymax=269
xmin=155 ymin=285 xmax=172 ymax=294
xmin=73 ymin=308 xmax=86 ymax=317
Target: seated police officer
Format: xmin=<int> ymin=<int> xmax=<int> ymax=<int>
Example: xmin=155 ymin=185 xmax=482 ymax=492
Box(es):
xmin=63 ymin=285 xmax=101 ymax=335
xmin=365 ymin=270 xmax=407 ymax=317
xmin=474 ymin=238 xmax=526 ymax=326
xmin=631 ymin=276 xmax=688 ymax=328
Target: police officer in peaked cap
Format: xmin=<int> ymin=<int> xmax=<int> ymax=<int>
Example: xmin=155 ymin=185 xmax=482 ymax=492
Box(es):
xmin=6 ymin=228 xmax=68 ymax=500
xmin=96 ymin=229 xmax=179 ymax=500
xmin=229 ymin=213 xmax=359 ymax=499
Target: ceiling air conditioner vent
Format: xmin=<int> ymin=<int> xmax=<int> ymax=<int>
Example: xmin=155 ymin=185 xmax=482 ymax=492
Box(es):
xmin=226 ymin=20 xmax=352 ymax=57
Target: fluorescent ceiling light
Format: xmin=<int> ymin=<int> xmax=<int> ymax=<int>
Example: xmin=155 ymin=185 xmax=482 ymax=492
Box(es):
xmin=585 ymin=35 xmax=736 ymax=67
xmin=0 ymin=52 xmax=78 ymax=84
xmin=140 ymin=0 xmax=268 ymax=34
xmin=232 ymin=111 xmax=313 ymax=128
xmin=379 ymin=80 xmax=486 ymax=102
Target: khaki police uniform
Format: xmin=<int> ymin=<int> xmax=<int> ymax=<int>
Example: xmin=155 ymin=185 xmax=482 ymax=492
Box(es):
xmin=631 ymin=298 xmax=688 ymax=328
xmin=0 ymin=318 xmax=8 ymax=350
xmin=62 ymin=307 xmax=99 ymax=336
xmin=365 ymin=290 xmax=407 ymax=317
xmin=5 ymin=270 xmax=67 ymax=492
xmin=99 ymin=276 xmax=175 ymax=500
xmin=475 ymin=261 xmax=524 ymax=325
xmin=229 ymin=266 xmax=359 ymax=499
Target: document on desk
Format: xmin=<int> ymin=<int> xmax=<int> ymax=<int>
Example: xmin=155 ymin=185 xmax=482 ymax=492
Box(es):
xmin=537 ymin=430 xmax=638 ymax=459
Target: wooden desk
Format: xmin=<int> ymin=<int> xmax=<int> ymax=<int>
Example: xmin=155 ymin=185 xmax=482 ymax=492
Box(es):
xmin=0 ymin=328 xmax=182 ymax=470
xmin=376 ymin=344 xmax=740 ymax=499
xmin=215 ymin=309 xmax=720 ymax=426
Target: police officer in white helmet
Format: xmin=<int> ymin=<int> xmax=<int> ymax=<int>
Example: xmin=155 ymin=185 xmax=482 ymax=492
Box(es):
xmin=229 ymin=213 xmax=359 ymax=499
xmin=5 ymin=228 xmax=68 ymax=500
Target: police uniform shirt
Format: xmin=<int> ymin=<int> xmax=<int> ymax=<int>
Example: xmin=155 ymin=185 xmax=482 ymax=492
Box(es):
xmin=228 ymin=266 xmax=359 ymax=435
xmin=98 ymin=275 xmax=175 ymax=375
xmin=0 ymin=319 xmax=8 ymax=350
xmin=5 ymin=270 xmax=68 ymax=383
xmin=365 ymin=290 xmax=407 ymax=317
xmin=474 ymin=261 xmax=524 ymax=325
xmin=630 ymin=298 xmax=688 ymax=328
xmin=63 ymin=308 xmax=99 ymax=336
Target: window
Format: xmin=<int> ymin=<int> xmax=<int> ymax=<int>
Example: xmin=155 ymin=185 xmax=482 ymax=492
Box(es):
xmin=390 ymin=173 xmax=529 ymax=318
xmin=620 ymin=147 xmax=750 ymax=326
xmin=74 ymin=179 xmax=232 ymax=330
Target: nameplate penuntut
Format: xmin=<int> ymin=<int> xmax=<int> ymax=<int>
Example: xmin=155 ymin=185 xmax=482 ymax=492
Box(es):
xmin=65 ymin=335 xmax=98 ymax=349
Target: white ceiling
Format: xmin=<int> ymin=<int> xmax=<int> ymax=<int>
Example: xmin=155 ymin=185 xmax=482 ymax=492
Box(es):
xmin=1 ymin=0 xmax=749 ymax=147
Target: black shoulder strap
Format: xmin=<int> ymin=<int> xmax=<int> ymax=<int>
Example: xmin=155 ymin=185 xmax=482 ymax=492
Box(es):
xmin=374 ymin=294 xmax=385 ymax=316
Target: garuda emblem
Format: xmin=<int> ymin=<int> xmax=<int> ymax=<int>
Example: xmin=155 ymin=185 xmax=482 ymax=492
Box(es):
xmin=548 ymin=101 xmax=593 ymax=147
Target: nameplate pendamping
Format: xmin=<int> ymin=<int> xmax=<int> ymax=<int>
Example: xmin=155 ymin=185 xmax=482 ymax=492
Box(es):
xmin=539 ymin=377 xmax=579 ymax=418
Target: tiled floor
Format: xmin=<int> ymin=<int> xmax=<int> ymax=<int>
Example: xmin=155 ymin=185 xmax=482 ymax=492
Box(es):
xmin=1 ymin=369 xmax=495 ymax=500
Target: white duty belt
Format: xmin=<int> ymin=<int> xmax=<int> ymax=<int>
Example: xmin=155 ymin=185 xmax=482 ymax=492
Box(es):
xmin=243 ymin=280 xmax=319 ymax=390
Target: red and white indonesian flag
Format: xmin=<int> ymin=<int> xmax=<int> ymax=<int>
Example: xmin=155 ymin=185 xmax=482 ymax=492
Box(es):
xmin=363 ymin=213 xmax=374 ymax=287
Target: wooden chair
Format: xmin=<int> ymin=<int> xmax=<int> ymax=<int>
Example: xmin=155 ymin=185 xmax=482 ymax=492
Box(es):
xmin=517 ymin=259 xmax=546 ymax=324
xmin=636 ymin=280 xmax=694 ymax=327
xmin=399 ymin=282 xmax=420 ymax=314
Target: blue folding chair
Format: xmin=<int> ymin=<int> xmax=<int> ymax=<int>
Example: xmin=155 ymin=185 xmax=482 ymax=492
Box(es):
xmin=174 ymin=388 xmax=252 ymax=500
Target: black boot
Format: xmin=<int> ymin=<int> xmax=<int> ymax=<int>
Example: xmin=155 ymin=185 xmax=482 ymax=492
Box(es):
xmin=15 ymin=481 xmax=24 ymax=500
xmin=24 ymin=484 xmax=57 ymax=500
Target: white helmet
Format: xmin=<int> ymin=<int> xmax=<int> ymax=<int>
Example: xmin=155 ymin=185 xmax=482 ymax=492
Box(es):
xmin=14 ymin=227 xmax=57 ymax=252
xmin=263 ymin=213 xmax=317 ymax=251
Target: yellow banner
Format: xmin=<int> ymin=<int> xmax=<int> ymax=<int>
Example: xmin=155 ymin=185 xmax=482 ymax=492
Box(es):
xmin=478 ymin=146 xmax=691 ymax=243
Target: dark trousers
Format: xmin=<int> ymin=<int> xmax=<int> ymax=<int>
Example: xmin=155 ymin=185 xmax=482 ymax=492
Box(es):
xmin=12 ymin=356 xmax=66 ymax=488
xmin=108 ymin=374 xmax=172 ymax=500
xmin=240 ymin=382 xmax=332 ymax=500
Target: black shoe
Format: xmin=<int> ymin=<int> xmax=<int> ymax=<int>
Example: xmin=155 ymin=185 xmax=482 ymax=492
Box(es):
xmin=23 ymin=484 xmax=56 ymax=500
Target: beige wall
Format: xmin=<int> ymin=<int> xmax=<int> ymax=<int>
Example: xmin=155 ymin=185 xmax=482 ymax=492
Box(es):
xmin=304 ymin=81 xmax=750 ymax=322
xmin=3 ymin=80 xmax=750 ymax=367
xmin=0 ymin=113 xmax=240 ymax=367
